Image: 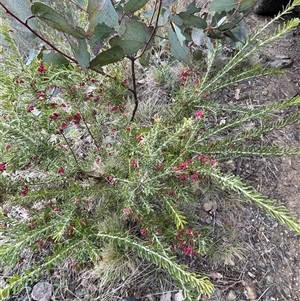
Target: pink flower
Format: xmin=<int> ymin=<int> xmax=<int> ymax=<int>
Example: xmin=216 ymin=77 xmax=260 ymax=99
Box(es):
xmin=27 ymin=104 xmax=35 ymax=112
xmin=194 ymin=110 xmax=203 ymax=119
xmin=0 ymin=162 xmax=7 ymax=172
xmin=183 ymin=245 xmax=194 ymax=256
xmin=37 ymin=62 xmax=47 ymax=73
xmin=190 ymin=171 xmax=197 ymax=181
xmin=136 ymin=134 xmax=144 ymax=142
xmin=123 ymin=206 xmax=132 ymax=215
xmin=155 ymin=162 xmax=164 ymax=171
xmin=131 ymin=160 xmax=139 ymax=168
xmin=6 ymin=145 xmax=11 ymax=151
xmin=125 ymin=125 xmax=131 ymax=131
xmin=57 ymin=167 xmax=65 ymax=174
xmin=198 ymin=154 xmax=208 ymax=163
xmin=37 ymin=91 xmax=45 ymax=100
xmin=179 ymin=174 xmax=187 ymax=181
xmin=107 ymin=175 xmax=115 ymax=184
xmin=140 ymin=228 xmax=147 ymax=235
xmin=73 ymin=112 xmax=81 ymax=125
xmin=21 ymin=185 xmax=28 ymax=196
xmin=50 ymin=112 xmax=60 ymax=121
xmin=210 ymin=159 xmax=217 ymax=165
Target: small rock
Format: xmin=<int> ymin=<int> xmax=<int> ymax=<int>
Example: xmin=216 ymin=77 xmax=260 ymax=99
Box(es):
xmin=31 ymin=281 xmax=53 ymax=301
xmin=244 ymin=284 xmax=257 ymax=300
xmin=268 ymin=55 xmax=293 ymax=68
xmin=202 ymin=200 xmax=217 ymax=214
xmin=226 ymin=290 xmax=237 ymax=301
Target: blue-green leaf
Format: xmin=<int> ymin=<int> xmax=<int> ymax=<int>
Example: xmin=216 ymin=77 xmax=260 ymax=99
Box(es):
xmin=109 ymin=20 xmax=147 ymax=55
xmin=124 ymin=0 xmax=150 ymax=13
xmin=69 ymin=38 xmax=90 ymax=71
xmin=167 ymin=26 xmax=190 ymax=65
xmin=87 ymin=0 xmax=119 ymax=35
xmin=31 ymin=3 xmax=86 ymax=39
xmin=89 ymin=46 xmax=125 ymax=67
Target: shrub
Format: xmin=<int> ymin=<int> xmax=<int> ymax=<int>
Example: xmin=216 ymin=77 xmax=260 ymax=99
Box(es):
xmin=0 ymin=0 xmax=300 ymax=300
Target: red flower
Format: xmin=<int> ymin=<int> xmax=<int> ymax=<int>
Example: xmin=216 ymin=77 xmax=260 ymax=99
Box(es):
xmin=37 ymin=91 xmax=45 ymax=100
xmin=140 ymin=228 xmax=147 ymax=235
xmin=50 ymin=112 xmax=60 ymax=121
xmin=57 ymin=167 xmax=65 ymax=174
xmin=136 ymin=134 xmax=144 ymax=142
xmin=73 ymin=112 xmax=81 ymax=125
xmin=210 ymin=159 xmax=217 ymax=165
xmin=190 ymin=171 xmax=197 ymax=181
xmin=131 ymin=160 xmax=139 ymax=168
xmin=27 ymin=104 xmax=34 ymax=112
xmin=198 ymin=154 xmax=208 ymax=163
xmin=194 ymin=110 xmax=203 ymax=119
xmin=37 ymin=62 xmax=47 ymax=74
xmin=60 ymin=122 xmax=67 ymax=130
xmin=21 ymin=185 xmax=28 ymax=196
xmin=179 ymin=174 xmax=187 ymax=181
xmin=107 ymin=175 xmax=115 ymax=184
xmin=6 ymin=145 xmax=11 ymax=151
xmin=0 ymin=162 xmax=6 ymax=172
xmin=123 ymin=206 xmax=132 ymax=215
xmin=183 ymin=245 xmax=194 ymax=256
xmin=155 ymin=162 xmax=164 ymax=171
xmin=24 ymin=163 xmax=31 ymax=170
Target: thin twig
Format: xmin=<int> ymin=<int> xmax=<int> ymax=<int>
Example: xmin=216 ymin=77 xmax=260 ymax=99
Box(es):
xmin=81 ymin=113 xmax=100 ymax=148
xmin=129 ymin=57 xmax=138 ymax=122
xmin=136 ymin=0 xmax=163 ymax=59
xmin=0 ymin=2 xmax=78 ymax=63
xmin=61 ymin=132 xmax=79 ymax=166
xmin=0 ymin=2 xmax=109 ymax=76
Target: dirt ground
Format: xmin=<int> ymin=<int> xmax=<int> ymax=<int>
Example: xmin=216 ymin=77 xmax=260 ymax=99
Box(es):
xmin=203 ymin=12 xmax=300 ymax=301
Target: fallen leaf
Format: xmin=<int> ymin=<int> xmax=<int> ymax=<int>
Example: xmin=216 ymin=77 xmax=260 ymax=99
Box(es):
xmin=244 ymin=284 xmax=257 ymax=300
xmin=207 ymin=272 xmax=223 ymax=280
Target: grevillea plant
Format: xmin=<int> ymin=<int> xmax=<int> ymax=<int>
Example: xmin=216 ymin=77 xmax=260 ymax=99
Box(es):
xmin=1 ymin=0 xmax=300 ymax=300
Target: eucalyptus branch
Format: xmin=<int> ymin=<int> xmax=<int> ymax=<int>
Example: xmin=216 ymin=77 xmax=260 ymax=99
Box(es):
xmin=0 ymin=2 xmax=77 ymax=64
xmin=136 ymin=0 xmax=163 ymax=60
xmin=129 ymin=57 xmax=138 ymax=122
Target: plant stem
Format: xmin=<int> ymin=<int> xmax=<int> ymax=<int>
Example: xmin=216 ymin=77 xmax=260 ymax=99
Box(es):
xmin=129 ymin=57 xmax=138 ymax=122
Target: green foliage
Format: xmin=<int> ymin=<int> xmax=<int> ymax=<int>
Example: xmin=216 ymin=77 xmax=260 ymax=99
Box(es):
xmin=1 ymin=1 xmax=300 ymax=300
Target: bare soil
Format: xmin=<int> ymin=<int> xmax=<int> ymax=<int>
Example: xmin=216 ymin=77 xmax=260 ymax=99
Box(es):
xmin=203 ymin=12 xmax=300 ymax=301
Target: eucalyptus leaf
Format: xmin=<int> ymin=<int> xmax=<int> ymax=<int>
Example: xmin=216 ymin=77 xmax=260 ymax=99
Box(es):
xmin=1 ymin=0 xmax=38 ymax=32
xmin=191 ymin=27 xmax=205 ymax=46
xmin=88 ymin=23 xmax=114 ymax=55
xmin=39 ymin=51 xmax=70 ymax=66
xmin=87 ymin=0 xmax=119 ymax=34
xmin=139 ymin=51 xmax=150 ymax=66
xmin=109 ymin=20 xmax=147 ymax=55
xmin=178 ymin=12 xmax=207 ymax=29
xmin=210 ymin=0 xmax=255 ymax=13
xmin=167 ymin=27 xmax=190 ymax=65
xmin=31 ymin=3 xmax=86 ymax=39
xmin=124 ymin=0 xmax=150 ymax=13
xmin=69 ymin=38 xmax=90 ymax=71
xmin=185 ymin=0 xmax=201 ymax=15
xmin=89 ymin=46 xmax=125 ymax=67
